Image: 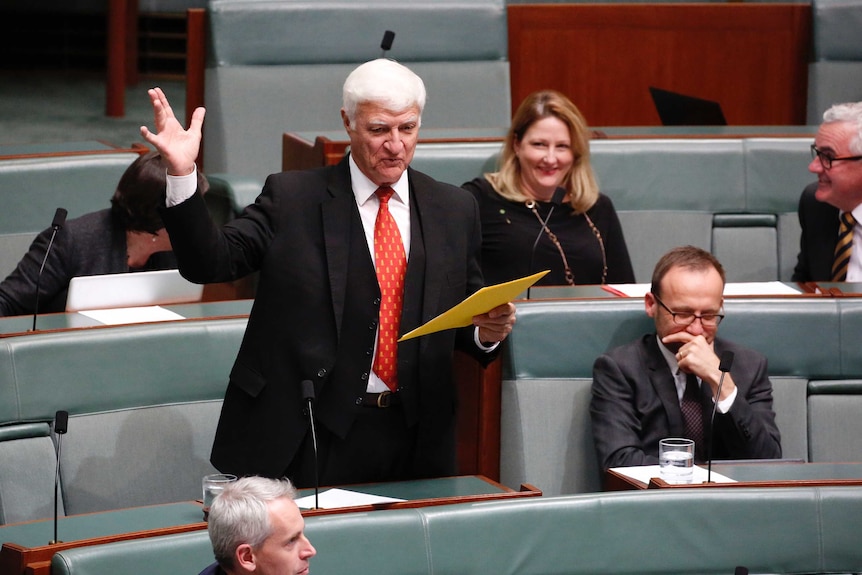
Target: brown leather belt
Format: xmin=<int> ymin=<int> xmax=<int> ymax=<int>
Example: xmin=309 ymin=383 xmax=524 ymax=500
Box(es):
xmin=360 ymin=391 xmax=401 ymax=408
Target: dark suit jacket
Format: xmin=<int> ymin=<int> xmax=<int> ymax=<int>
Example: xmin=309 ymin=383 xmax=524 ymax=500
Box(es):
xmin=161 ymin=158 xmax=491 ymax=479
xmin=590 ymin=334 xmax=782 ymax=470
xmin=792 ymin=182 xmax=840 ymax=282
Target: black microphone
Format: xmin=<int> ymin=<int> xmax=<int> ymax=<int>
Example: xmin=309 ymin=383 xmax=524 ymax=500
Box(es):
xmin=706 ymin=351 xmax=734 ymax=483
xmin=734 ymin=567 xmax=749 ymax=575
xmin=50 ymin=410 xmax=69 ymax=545
xmin=526 ymin=187 xmax=566 ymax=298
xmin=380 ymin=30 xmax=395 ymax=58
xmin=32 ymin=208 xmax=67 ymax=331
xmin=301 ymin=380 xmax=320 ymax=509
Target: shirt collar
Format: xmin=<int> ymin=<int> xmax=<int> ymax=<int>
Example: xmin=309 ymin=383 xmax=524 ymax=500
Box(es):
xmin=349 ymin=155 xmax=410 ymax=207
xmin=656 ymin=334 xmax=683 ymax=376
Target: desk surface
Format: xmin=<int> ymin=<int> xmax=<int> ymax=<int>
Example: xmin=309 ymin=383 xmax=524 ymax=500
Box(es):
xmin=606 ymin=461 xmax=862 ymax=491
xmin=0 ymin=299 xmax=254 ymax=337
xmin=0 ymin=141 xmax=146 ymax=161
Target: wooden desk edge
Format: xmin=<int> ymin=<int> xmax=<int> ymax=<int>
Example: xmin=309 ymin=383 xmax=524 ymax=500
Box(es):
xmin=647 ymin=477 xmax=862 ymax=489
xmin=0 ymin=520 xmax=207 ymax=575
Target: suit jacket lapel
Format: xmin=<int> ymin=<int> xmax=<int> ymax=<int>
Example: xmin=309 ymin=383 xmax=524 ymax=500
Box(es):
xmin=407 ymin=168 xmax=446 ymax=323
xmin=643 ymin=335 xmax=686 ymax=435
xmin=321 ymin=159 xmax=355 ymax=336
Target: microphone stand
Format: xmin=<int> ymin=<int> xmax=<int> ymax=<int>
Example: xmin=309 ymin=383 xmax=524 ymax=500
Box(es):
xmin=707 ymin=351 xmax=734 ymax=483
xmin=526 ymin=187 xmax=566 ymax=299
xmin=301 ymin=380 xmax=319 ymax=509
xmin=50 ymin=410 xmax=68 ymax=545
xmin=32 ymin=208 xmax=67 ymax=331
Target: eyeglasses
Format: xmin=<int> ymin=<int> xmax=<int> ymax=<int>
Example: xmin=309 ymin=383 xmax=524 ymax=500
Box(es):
xmin=652 ymin=293 xmax=724 ymax=327
xmin=810 ymin=144 xmax=862 ymax=170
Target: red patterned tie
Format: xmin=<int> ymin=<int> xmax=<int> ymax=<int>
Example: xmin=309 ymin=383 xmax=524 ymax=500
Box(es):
xmin=373 ymin=187 xmax=406 ymax=391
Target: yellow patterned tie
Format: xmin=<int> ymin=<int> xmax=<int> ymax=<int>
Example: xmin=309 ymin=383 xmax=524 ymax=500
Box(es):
xmin=372 ymin=187 xmax=406 ymax=391
xmin=831 ymin=212 xmax=856 ymax=282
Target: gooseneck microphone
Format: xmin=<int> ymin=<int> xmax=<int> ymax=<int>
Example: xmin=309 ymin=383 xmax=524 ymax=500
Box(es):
xmin=50 ymin=410 xmax=69 ymax=545
xmin=301 ymin=380 xmax=320 ymax=509
xmin=526 ymin=187 xmax=566 ymax=298
xmin=32 ymin=208 xmax=67 ymax=331
xmin=380 ymin=30 xmax=395 ymax=58
xmin=706 ymin=351 xmax=734 ymax=483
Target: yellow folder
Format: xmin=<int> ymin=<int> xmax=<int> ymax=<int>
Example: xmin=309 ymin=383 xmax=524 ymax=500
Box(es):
xmin=397 ymin=270 xmax=549 ymax=342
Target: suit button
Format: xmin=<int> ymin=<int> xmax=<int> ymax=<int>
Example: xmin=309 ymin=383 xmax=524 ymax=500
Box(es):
xmin=369 ymin=321 xmax=377 ymax=330
xmin=355 ymin=397 xmax=363 ymax=405
xmin=361 ymin=372 xmax=369 ymax=380
xmin=317 ymin=368 xmax=327 ymax=378
xmin=373 ymin=297 xmax=381 ymax=306
xmin=366 ymin=348 xmax=373 ymax=356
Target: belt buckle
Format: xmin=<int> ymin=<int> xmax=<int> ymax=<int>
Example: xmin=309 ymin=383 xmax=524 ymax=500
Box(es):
xmin=377 ymin=390 xmax=392 ymax=408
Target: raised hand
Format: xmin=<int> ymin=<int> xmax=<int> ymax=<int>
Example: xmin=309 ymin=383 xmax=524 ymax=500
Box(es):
xmin=140 ymin=87 xmax=205 ymax=176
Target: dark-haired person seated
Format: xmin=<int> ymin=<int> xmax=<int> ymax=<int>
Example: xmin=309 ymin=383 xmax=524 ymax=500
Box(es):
xmin=590 ymin=246 xmax=781 ymax=470
xmin=0 ymin=151 xmax=208 ymax=316
xmin=793 ymin=101 xmax=862 ymax=282
xmin=462 ymin=90 xmax=634 ymax=287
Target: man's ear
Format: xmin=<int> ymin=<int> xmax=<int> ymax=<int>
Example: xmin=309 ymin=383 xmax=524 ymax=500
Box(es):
xmin=644 ymin=291 xmax=657 ymax=318
xmin=235 ymin=543 xmax=256 ymax=570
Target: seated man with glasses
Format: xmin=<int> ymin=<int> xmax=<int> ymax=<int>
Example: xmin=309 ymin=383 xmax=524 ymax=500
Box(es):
xmin=793 ymin=101 xmax=862 ymax=282
xmin=590 ymin=245 xmax=782 ymax=470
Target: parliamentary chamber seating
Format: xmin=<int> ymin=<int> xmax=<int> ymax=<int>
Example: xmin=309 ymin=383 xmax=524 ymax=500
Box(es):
xmin=0 ymin=318 xmax=247 ymax=525
xmin=198 ymin=0 xmax=511 ymax=181
xmin=409 ymin=136 xmax=814 ymax=283
xmin=50 ymin=485 xmax=862 ymax=575
xmin=4 ymin=0 xmax=862 ymax=563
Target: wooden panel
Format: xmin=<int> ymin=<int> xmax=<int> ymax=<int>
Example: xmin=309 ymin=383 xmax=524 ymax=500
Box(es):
xmin=508 ymin=3 xmax=812 ymax=126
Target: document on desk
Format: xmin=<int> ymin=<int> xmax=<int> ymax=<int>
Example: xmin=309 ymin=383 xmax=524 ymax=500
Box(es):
xmin=398 ymin=270 xmax=549 ymax=342
xmin=294 ymin=488 xmax=406 ymax=509
xmin=611 ymin=465 xmax=736 ymax=485
xmin=78 ymin=306 xmax=186 ymax=325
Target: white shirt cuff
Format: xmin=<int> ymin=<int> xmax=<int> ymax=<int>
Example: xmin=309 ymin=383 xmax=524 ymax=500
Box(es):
xmin=716 ymin=386 xmax=737 ymax=414
xmin=474 ymin=326 xmax=499 ymax=352
xmin=165 ymin=168 xmax=198 ymax=207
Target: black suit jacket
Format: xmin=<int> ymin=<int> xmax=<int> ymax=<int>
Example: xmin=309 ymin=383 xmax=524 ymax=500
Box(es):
xmin=792 ymin=182 xmax=840 ymax=282
xmin=161 ymin=158 xmax=491 ymax=479
xmin=590 ymin=334 xmax=782 ymax=470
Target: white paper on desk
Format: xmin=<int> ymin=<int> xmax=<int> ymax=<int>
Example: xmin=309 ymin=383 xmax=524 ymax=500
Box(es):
xmin=611 ymin=465 xmax=736 ymax=485
xmin=604 ymin=281 xmax=800 ymax=298
xmin=78 ymin=305 xmax=186 ymax=325
xmin=294 ymin=488 xmax=406 ymax=510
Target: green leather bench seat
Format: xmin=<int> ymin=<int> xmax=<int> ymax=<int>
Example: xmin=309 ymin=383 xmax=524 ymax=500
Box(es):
xmin=501 ymin=297 xmax=862 ymax=495
xmin=205 ymin=0 xmax=510 ymax=179
xmin=391 ymin=137 xmax=814 ymax=282
xmin=0 ymin=422 xmax=61 ymax=524
xmin=50 ymin=486 xmax=862 ymax=575
xmin=0 ymin=153 xmax=141 ymax=279
xmin=0 ymin=317 xmax=247 ymax=521
xmin=807 ymin=0 xmax=862 ymax=122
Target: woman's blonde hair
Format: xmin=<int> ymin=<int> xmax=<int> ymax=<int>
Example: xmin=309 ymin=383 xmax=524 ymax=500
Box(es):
xmin=488 ymin=90 xmax=599 ymax=214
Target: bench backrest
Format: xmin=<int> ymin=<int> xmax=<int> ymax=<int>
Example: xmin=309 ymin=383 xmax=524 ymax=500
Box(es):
xmin=203 ymin=0 xmax=510 ymax=179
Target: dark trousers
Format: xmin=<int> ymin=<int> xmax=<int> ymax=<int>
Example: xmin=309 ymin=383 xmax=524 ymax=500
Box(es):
xmin=285 ymin=405 xmax=418 ymax=488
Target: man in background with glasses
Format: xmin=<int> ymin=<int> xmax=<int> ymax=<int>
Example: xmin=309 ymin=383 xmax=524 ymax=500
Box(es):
xmin=793 ymin=101 xmax=862 ymax=282
xmin=590 ymin=246 xmax=782 ymax=470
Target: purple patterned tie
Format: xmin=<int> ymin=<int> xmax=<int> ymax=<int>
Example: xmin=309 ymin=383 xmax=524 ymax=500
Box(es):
xmin=681 ymin=373 xmax=705 ymax=460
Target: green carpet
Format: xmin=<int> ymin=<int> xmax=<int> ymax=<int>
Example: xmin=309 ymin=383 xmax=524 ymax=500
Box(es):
xmin=0 ymin=71 xmax=186 ymax=149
